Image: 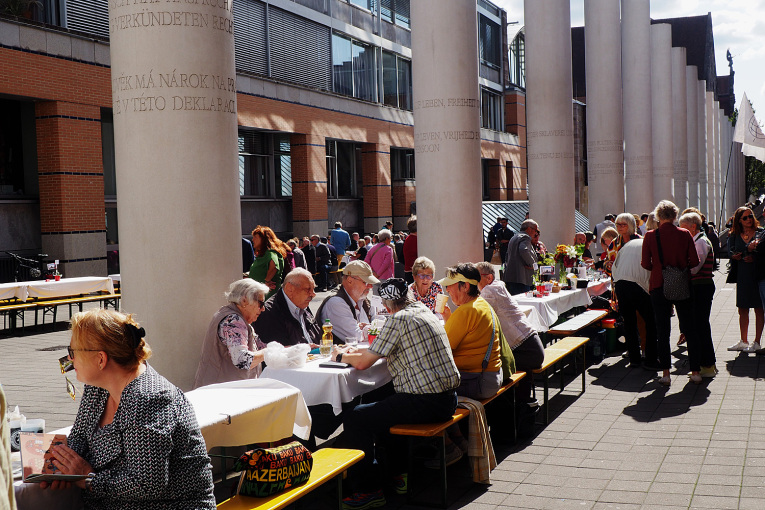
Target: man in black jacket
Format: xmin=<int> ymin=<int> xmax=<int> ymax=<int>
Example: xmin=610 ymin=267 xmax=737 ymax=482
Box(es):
xmin=254 ymin=268 xmax=322 ymax=346
xmin=301 ymin=237 xmax=317 ymax=275
xmin=312 ymin=235 xmax=333 ymax=291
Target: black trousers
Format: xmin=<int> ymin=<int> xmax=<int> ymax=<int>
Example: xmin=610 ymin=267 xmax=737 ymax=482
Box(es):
xmin=615 ymin=280 xmax=657 ymax=364
xmin=650 ymin=288 xmax=693 ymax=370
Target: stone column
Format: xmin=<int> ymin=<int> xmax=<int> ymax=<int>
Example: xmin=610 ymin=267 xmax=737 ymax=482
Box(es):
xmin=622 ymin=0 xmax=653 ymax=214
xmin=291 ymin=133 xmax=328 ymax=239
xmin=524 ymin=0 xmax=575 ymax=248
xmin=686 ymin=66 xmax=699 ymax=208
xmin=109 ymin=0 xmax=241 ymax=388
xmin=718 ymin=106 xmax=728 ymax=223
xmin=411 ymin=0 xmax=482 ymax=272
xmin=361 ymin=143 xmax=392 ymax=233
xmin=706 ymin=92 xmax=716 ymax=221
xmin=35 ymin=101 xmax=107 ymax=278
xmin=697 ymin=81 xmax=708 ymax=214
xmin=671 ymin=47 xmax=688 ymax=209
xmin=650 ymin=24 xmax=673 ymax=205
xmin=584 ymin=0 xmax=623 ymax=226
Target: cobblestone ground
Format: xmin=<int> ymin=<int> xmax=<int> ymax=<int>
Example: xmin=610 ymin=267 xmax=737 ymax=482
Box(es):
xmin=3 ymin=269 xmax=762 ymax=509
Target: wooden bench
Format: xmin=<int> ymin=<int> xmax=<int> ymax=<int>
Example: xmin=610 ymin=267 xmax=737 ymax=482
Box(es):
xmin=389 ymin=371 xmax=526 ymax=508
xmin=0 ymin=302 xmax=36 ymax=332
xmin=533 ymin=336 xmax=590 ymax=425
xmin=548 ymin=309 xmax=609 ymax=337
xmin=34 ymin=293 xmax=122 ymax=328
xmin=216 ymin=448 xmax=364 ymax=510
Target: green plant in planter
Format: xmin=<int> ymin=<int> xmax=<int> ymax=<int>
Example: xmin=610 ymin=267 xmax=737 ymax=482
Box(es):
xmin=0 ymin=0 xmax=42 ymax=17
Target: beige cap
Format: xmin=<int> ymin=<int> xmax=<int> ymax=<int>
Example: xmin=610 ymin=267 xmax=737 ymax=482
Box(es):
xmin=343 ymin=260 xmax=379 ymax=284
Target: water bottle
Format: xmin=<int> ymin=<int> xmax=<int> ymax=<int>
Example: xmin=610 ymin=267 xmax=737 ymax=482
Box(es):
xmin=321 ymin=319 xmax=333 ymax=357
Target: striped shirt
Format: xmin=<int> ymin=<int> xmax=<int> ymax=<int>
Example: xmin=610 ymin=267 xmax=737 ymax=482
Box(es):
xmin=370 ymin=301 xmax=460 ymax=395
xmin=691 ymin=233 xmax=714 ymax=284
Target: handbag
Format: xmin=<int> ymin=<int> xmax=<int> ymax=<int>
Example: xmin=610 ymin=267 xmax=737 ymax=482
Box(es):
xmin=655 ymin=229 xmax=691 ymax=301
xmin=726 ymin=259 xmax=738 ymax=284
xmin=233 ymin=441 xmax=313 ymax=497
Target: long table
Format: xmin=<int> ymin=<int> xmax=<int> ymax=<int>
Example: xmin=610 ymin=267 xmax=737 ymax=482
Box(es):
xmin=514 ymin=280 xmax=611 ymax=331
xmin=261 ymin=356 xmax=392 ymax=416
xmin=186 ymin=378 xmax=312 ymax=449
xmin=0 ymin=276 xmax=115 ymax=302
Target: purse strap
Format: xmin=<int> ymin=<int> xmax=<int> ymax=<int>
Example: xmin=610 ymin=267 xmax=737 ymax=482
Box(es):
xmin=654 ymin=229 xmax=666 ymax=269
xmin=481 ymin=310 xmax=496 ymax=371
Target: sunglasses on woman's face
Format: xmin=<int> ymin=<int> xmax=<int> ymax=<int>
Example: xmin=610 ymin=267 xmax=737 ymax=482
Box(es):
xmin=742 ymin=215 xmax=754 ymax=221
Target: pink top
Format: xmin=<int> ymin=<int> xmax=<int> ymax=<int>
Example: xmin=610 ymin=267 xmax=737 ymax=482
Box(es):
xmin=366 ymin=243 xmax=395 ymax=280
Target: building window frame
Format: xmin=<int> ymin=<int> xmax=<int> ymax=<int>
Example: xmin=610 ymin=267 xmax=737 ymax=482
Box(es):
xmin=238 ymin=129 xmax=292 ymax=199
xmin=326 ymin=140 xmax=361 ymax=199
xmin=481 ymin=87 xmax=503 ymax=131
xmin=391 ymin=147 xmax=415 ymax=181
xmin=478 ymin=13 xmax=501 ymax=70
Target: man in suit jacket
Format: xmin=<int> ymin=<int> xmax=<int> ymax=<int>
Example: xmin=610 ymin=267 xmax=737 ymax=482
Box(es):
xmin=255 ymin=268 xmax=322 ymax=346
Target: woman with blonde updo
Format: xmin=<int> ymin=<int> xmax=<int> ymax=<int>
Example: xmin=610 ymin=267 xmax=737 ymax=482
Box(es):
xmin=30 ymin=309 xmax=215 ymax=510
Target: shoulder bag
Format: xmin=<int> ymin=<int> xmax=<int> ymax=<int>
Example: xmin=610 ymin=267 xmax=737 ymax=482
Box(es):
xmin=655 ymin=229 xmax=691 ymax=301
xmin=233 ymin=441 xmax=313 ymax=497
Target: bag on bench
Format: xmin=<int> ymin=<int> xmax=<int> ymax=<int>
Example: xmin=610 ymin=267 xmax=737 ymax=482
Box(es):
xmin=233 ymin=441 xmax=313 ymax=498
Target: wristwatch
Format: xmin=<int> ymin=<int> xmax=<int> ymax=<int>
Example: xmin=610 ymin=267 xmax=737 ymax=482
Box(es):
xmin=335 ymin=353 xmax=343 ymax=363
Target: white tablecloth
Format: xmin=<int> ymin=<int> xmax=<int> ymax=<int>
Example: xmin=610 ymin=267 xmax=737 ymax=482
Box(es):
xmin=0 ymin=282 xmax=18 ymax=301
xmin=586 ymin=279 xmax=611 ymax=296
xmin=518 ymin=305 xmax=545 ymax=332
xmin=515 ymin=287 xmax=593 ymax=331
xmin=186 ymin=378 xmax=311 ymax=449
xmin=2 ymin=277 xmax=115 ymax=302
xmin=261 ymin=357 xmax=392 ymax=415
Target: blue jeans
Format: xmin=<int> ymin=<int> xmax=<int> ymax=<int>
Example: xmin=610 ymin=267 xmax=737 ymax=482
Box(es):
xmin=340 ymin=390 xmax=457 ymax=492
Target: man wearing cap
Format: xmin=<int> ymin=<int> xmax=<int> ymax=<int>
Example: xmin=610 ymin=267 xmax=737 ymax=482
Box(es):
xmin=254 ymin=268 xmax=322 ymax=346
xmin=316 ymin=260 xmax=382 ymax=342
xmin=332 ymin=278 xmax=460 ymax=509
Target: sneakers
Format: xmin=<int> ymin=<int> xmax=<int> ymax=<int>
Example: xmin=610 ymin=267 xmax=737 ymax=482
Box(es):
xmin=689 ymin=373 xmax=702 ymax=384
xmin=392 ymin=473 xmax=407 ymax=495
xmin=342 ymin=489 xmax=386 ymax=510
xmin=747 ymin=342 xmax=762 ymax=353
xmin=728 ymin=341 xmax=750 ymax=351
xmin=658 ymin=375 xmax=671 ymax=386
xmin=699 ymin=365 xmax=718 ymax=378
xmin=424 ymin=444 xmax=464 ymax=469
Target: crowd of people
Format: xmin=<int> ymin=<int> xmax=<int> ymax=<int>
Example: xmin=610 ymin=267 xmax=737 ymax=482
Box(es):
xmin=9 ymin=200 xmax=753 ymax=510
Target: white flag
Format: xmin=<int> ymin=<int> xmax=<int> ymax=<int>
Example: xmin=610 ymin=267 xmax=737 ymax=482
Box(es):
xmin=733 ymin=92 xmax=765 ymax=149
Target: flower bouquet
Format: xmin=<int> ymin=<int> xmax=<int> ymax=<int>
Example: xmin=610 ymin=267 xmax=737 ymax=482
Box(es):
xmin=554 ymin=244 xmax=585 ymax=268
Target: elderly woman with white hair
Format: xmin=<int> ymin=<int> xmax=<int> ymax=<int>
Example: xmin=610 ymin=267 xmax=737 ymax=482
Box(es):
xmin=603 ymin=212 xmax=640 ymax=275
xmin=641 ymin=200 xmax=699 ymax=386
xmin=193 ymin=279 xmax=269 ymax=388
xmin=365 ymin=229 xmax=395 ymax=282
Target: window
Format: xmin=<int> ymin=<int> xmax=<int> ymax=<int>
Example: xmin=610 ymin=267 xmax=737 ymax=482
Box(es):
xmin=382 ymin=51 xmax=412 ymax=110
xmin=481 ymin=88 xmax=502 ymax=131
xmin=510 ymin=31 xmax=526 ymax=88
xmin=326 ymin=140 xmax=360 ymax=198
xmin=0 ymin=99 xmax=37 ymax=197
xmin=478 ymin=14 xmax=501 ymax=70
xmin=391 ymin=148 xmax=415 ymax=180
xmin=381 ymin=0 xmax=410 ymax=29
xmin=350 ymin=0 xmax=375 ymax=10
xmin=481 ymin=160 xmax=490 ymax=200
xmin=332 ymin=34 xmax=377 ymax=102
xmin=238 ymin=130 xmax=292 ymax=198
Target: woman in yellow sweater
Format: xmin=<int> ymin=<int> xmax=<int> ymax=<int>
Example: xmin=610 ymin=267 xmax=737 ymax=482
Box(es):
xmin=440 ymin=263 xmax=502 ymax=400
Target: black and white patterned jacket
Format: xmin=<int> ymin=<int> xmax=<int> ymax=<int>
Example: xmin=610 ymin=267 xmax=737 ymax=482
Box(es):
xmin=68 ymin=364 xmax=215 ymax=510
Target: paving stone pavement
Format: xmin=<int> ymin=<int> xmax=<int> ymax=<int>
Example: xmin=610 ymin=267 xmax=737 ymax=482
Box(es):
xmin=2 ymin=269 xmax=763 ymax=509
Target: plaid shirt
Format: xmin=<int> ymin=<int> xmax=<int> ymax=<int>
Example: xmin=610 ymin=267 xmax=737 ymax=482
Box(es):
xmin=371 ymin=301 xmax=460 ymax=395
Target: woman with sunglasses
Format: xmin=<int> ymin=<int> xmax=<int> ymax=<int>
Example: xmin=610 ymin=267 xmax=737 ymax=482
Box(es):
xmin=22 ymin=308 xmax=216 ymax=509
xmin=409 ymin=256 xmax=443 ymax=313
xmin=727 ymin=206 xmax=764 ymax=352
xmin=193 ymin=279 xmax=269 ymax=388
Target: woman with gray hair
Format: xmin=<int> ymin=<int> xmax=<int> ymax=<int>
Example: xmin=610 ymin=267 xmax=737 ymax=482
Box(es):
xmin=603 ymin=212 xmax=639 ymax=275
xmin=641 ymin=200 xmax=699 ymax=386
xmin=365 ymin=229 xmax=395 ymax=282
xmin=409 ymin=256 xmax=443 ymax=312
xmin=193 ymin=279 xmax=269 ymax=388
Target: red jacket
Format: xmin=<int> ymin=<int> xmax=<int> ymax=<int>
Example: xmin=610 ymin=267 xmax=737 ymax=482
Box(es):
xmin=641 ymin=222 xmax=699 ymax=291
xmin=403 ymin=233 xmax=418 ymax=272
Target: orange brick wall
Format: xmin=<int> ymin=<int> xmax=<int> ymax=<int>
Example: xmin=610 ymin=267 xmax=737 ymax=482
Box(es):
xmin=290 ymin=133 xmax=328 ymax=223
xmin=35 ymin=101 xmax=105 ymax=233
xmin=361 ymin=143 xmax=392 ymax=222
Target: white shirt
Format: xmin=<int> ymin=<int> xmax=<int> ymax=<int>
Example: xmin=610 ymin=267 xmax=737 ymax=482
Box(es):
xmin=319 ymin=294 xmax=380 ymax=341
xmin=612 ymin=239 xmax=650 ymax=293
xmin=479 ymin=280 xmax=536 ymax=349
xmin=691 ymin=233 xmax=711 ymax=275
